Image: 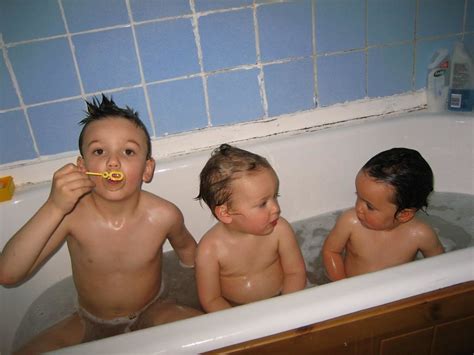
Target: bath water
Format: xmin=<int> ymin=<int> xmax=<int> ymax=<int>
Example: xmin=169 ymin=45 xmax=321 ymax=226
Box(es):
xmin=294 ymin=192 xmax=474 ymax=286
xmin=12 ymin=192 xmax=473 ymax=350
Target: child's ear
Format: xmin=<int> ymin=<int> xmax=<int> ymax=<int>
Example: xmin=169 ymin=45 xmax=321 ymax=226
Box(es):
xmin=76 ymin=156 xmax=86 ymax=172
xmin=214 ymin=204 xmax=232 ymax=224
xmin=396 ymin=208 xmax=416 ymax=223
xmin=143 ymin=157 xmax=155 ymax=183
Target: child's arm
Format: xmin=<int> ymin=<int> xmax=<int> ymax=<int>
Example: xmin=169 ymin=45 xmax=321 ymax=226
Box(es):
xmin=0 ymin=164 xmax=94 ymax=285
xmin=195 ymin=235 xmax=232 ymax=312
xmin=322 ymin=210 xmax=353 ymax=281
xmin=277 ymin=218 xmax=307 ymax=293
xmin=166 ymin=207 xmax=197 ymax=267
xmin=417 ymin=223 xmax=445 ymax=257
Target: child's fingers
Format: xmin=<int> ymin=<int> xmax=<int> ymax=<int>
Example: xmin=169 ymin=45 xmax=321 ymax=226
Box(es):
xmin=49 ymin=165 xmax=95 ymax=212
xmin=53 ymin=163 xmax=80 ymax=179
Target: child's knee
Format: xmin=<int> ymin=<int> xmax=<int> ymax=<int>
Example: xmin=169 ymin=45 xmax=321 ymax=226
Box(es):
xmin=15 ymin=314 xmax=84 ymax=354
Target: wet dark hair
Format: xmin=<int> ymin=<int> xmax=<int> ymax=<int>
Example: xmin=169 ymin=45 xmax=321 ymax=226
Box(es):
xmin=78 ymin=94 xmax=152 ymax=159
xmin=361 ymin=147 xmax=434 ymax=214
xmin=196 ymin=144 xmax=275 ymax=218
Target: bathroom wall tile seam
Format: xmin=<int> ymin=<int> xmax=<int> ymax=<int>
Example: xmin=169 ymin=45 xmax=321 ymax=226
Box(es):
xmin=125 ymin=0 xmax=157 ymax=137
xmin=189 ymin=0 xmax=212 ymax=128
xmin=0 ymin=35 xmax=41 ymax=157
xmin=252 ymin=3 xmax=269 ymax=118
xmin=412 ymin=0 xmax=420 ymax=91
xmin=364 ymin=0 xmax=369 ymax=98
xmin=58 ymin=0 xmax=86 ymax=97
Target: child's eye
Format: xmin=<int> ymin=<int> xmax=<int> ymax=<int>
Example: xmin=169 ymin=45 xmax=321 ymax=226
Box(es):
xmin=366 ymin=203 xmax=374 ymax=211
xmin=93 ymin=149 xmax=104 ymax=156
xmin=124 ymin=149 xmax=135 ymax=156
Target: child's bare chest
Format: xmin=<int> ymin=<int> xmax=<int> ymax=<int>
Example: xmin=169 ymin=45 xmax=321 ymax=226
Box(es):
xmin=221 ymin=237 xmax=279 ymax=274
xmin=348 ymin=228 xmax=418 ymax=261
xmin=67 ymin=215 xmax=166 ymax=269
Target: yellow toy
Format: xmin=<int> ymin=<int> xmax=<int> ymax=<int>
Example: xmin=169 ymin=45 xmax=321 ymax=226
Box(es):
xmin=86 ymin=170 xmax=124 ymax=181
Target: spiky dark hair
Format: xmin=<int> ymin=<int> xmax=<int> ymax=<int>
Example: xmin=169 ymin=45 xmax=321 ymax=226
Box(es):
xmin=78 ymin=94 xmax=152 ymax=158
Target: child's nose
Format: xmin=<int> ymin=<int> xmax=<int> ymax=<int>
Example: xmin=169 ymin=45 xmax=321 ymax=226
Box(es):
xmin=107 ymin=154 xmax=121 ymax=169
xmin=271 ymin=200 xmax=281 ymax=215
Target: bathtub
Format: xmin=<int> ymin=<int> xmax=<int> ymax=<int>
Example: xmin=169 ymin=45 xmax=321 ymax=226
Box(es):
xmin=1 ymin=110 xmax=473 ymax=354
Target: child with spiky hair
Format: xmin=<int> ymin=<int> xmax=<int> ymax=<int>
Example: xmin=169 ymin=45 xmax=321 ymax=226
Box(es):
xmin=322 ymin=148 xmax=444 ymax=281
xmin=0 ymin=95 xmax=202 ymax=353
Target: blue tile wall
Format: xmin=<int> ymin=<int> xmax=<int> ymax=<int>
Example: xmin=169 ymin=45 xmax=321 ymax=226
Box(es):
xmin=207 ymin=68 xmax=263 ymax=125
xmin=148 ymin=78 xmax=207 ymax=135
xmin=417 ymin=0 xmax=465 ymax=38
xmin=317 ymin=51 xmax=366 ymax=106
xmin=258 ymin=0 xmax=312 ymax=61
xmin=467 ymin=0 xmax=474 ymax=32
xmin=367 ymin=0 xmax=416 ymax=45
xmin=62 ymin=0 xmax=129 ymax=32
xmin=0 ymin=110 xmax=36 ymax=164
xmin=0 ymin=0 xmax=65 ymax=43
xmin=28 ymin=99 xmax=85 ymax=155
xmin=0 ymin=0 xmax=472 ymax=165
xmin=368 ymin=44 xmax=414 ymax=97
xmin=0 ymin=56 xmax=19 ymax=110
xmin=130 ymin=0 xmax=191 ymax=21
xmin=9 ymin=38 xmax=81 ymax=104
xmin=136 ymin=19 xmax=200 ymax=81
xmin=74 ymin=28 xmax=141 ymax=92
xmin=264 ymin=58 xmax=314 ymax=116
xmin=316 ymin=0 xmax=365 ymax=53
xmin=200 ymin=9 xmax=256 ymax=71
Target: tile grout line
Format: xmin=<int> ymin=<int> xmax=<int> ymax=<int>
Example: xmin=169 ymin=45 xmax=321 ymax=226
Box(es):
xmin=412 ymin=0 xmax=419 ymax=91
xmin=190 ymin=0 xmax=212 ymax=128
xmin=312 ymin=0 xmax=319 ymax=108
xmin=58 ymin=0 xmax=86 ymax=98
xmin=364 ymin=0 xmax=369 ymax=98
xmin=0 ymin=34 xmax=41 ymax=158
xmin=124 ymin=0 xmax=157 ymax=138
xmin=253 ymin=1 xmax=269 ymax=118
xmin=461 ymin=0 xmax=467 ymax=40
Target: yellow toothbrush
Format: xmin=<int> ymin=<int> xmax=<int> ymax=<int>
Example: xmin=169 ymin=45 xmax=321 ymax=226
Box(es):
xmin=86 ymin=170 xmax=124 ymax=181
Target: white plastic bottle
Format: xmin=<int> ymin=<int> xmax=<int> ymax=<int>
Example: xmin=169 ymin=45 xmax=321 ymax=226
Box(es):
xmin=426 ymin=49 xmax=450 ymax=112
xmin=448 ymin=42 xmax=473 ymax=112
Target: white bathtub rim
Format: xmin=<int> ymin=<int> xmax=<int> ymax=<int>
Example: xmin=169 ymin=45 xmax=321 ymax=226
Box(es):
xmin=50 ymin=247 xmax=474 ymax=354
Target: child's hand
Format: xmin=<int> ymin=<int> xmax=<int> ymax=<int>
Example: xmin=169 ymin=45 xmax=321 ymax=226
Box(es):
xmin=48 ymin=164 xmax=95 ymax=214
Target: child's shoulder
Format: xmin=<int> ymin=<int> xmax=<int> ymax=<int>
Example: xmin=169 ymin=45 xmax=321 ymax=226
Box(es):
xmin=141 ymin=190 xmax=177 ymax=207
xmin=336 ymin=208 xmax=358 ymax=224
xmin=140 ymin=190 xmax=184 ymax=218
xmin=407 ymin=216 xmax=437 ymax=238
xmin=274 ymin=216 xmax=295 ymax=234
xmin=200 ymin=222 xmax=225 ymax=242
xmin=197 ymin=223 xmax=225 ymax=255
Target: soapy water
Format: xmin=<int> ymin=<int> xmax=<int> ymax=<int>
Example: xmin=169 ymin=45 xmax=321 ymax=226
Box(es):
xmin=295 ymin=192 xmax=473 ymax=286
xmin=12 ymin=192 xmax=473 ymax=350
